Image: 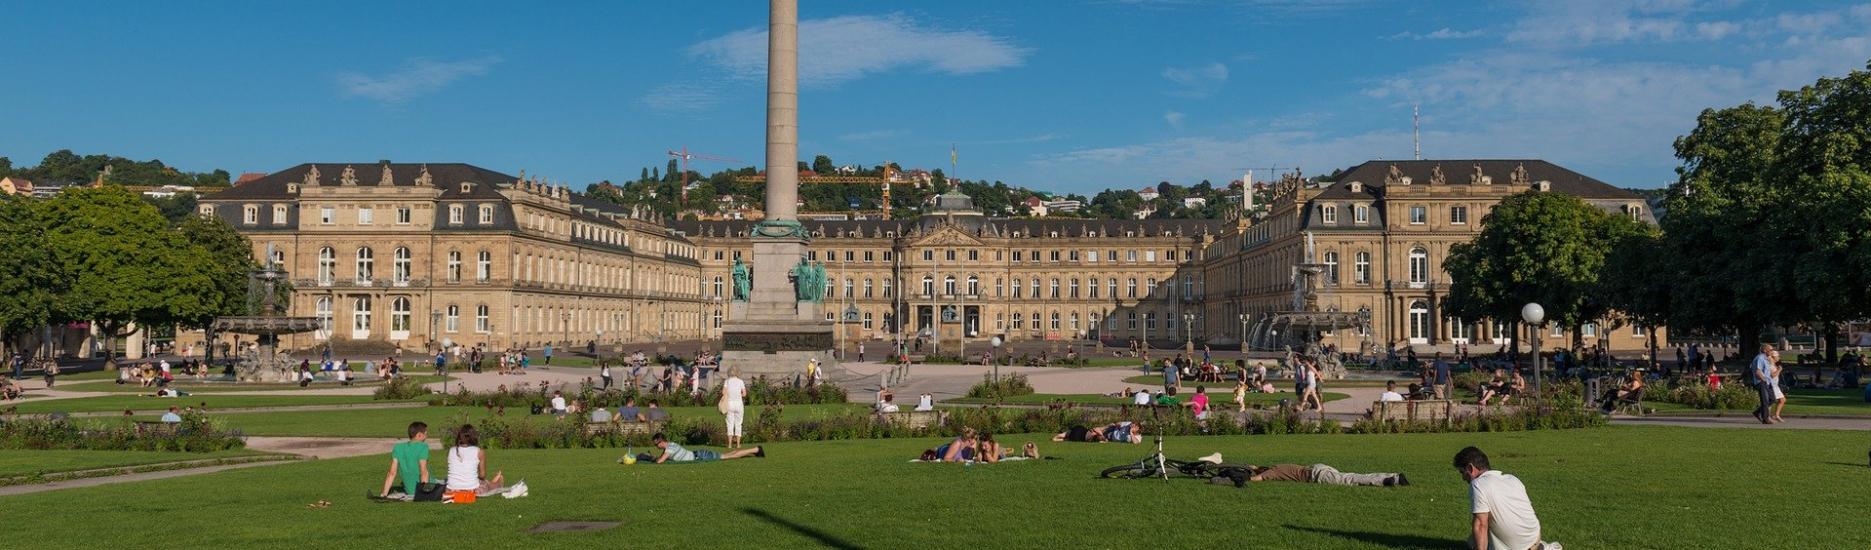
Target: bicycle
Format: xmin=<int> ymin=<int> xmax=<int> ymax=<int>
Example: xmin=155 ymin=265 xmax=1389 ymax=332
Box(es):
xmin=1097 ymin=404 xmax=1218 ymax=481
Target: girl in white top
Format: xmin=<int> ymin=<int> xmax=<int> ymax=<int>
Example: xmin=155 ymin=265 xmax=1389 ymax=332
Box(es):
xmin=446 ymin=424 xmax=505 ymax=496
xmin=722 ymin=367 xmax=748 ymax=449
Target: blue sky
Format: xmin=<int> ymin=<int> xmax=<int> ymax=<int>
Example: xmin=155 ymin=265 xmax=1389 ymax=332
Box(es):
xmin=3 ymin=0 xmax=1869 ymax=194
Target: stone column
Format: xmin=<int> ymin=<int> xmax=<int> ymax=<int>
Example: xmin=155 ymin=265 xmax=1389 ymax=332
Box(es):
xmin=764 ymin=0 xmax=799 ymax=222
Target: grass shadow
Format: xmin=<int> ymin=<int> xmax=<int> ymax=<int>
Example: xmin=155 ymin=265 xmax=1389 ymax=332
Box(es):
xmin=1821 ymin=461 xmax=1869 ymax=468
xmin=742 ymin=507 xmax=862 ymax=549
xmin=1284 ymin=524 xmax=1463 ymax=549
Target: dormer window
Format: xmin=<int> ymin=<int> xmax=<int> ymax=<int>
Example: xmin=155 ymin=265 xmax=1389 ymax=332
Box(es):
xmin=198 ymin=205 xmax=215 ymax=218
xmin=461 ymin=182 xmax=474 ymax=193
xmin=479 ymin=204 xmax=493 ymax=224
xmin=449 ymin=205 xmax=463 ymax=225
xmin=1321 ymin=205 xmax=1337 ymax=224
xmin=1354 ymin=205 xmax=1369 ymax=224
xmin=287 ymin=183 xmax=299 ymax=194
xmin=242 ymin=205 xmax=258 ymax=225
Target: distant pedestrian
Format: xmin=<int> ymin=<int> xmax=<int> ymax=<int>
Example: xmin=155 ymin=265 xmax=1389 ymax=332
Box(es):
xmin=543 ymin=344 xmax=553 ymax=366
xmin=857 ymin=342 xmax=865 ymax=362
xmin=1433 ymin=353 xmax=1453 ymax=399
xmin=1751 ymin=344 xmax=1777 ymax=425
xmin=42 ymin=361 xmax=59 ymax=388
xmin=600 ymin=363 xmax=613 ymax=390
xmin=721 ymin=367 xmax=747 ymax=449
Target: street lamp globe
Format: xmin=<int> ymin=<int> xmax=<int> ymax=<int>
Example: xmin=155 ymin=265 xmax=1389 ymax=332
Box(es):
xmin=1520 ymin=303 xmax=1545 ymax=325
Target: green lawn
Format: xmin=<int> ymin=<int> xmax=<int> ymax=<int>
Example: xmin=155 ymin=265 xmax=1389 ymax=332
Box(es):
xmin=0 ymin=449 xmax=265 ymax=478
xmin=1647 ymin=388 xmax=1871 ymax=417
xmin=0 ymin=426 xmax=1865 ymax=548
xmin=947 ymin=391 xmax=1348 ymax=406
xmin=3 ymin=394 xmax=395 ymax=414
xmin=203 ymin=403 xmax=870 ymax=438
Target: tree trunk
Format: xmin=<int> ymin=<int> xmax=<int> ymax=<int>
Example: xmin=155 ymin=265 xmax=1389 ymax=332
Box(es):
xmin=1508 ymin=320 xmax=1521 ymax=371
xmin=1648 ymin=325 xmax=1659 ymax=371
xmin=1824 ymin=324 xmax=1839 ymax=364
xmin=1738 ymin=323 xmax=1760 ymax=369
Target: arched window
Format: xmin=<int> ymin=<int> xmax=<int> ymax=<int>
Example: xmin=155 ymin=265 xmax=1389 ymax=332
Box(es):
xmin=864 ymin=278 xmax=874 ymax=298
xmin=355 ymin=247 xmax=375 ymax=283
xmin=317 ymin=247 xmax=336 ymax=285
xmin=966 ymin=275 xmax=979 ymax=296
xmin=1012 ymin=278 xmax=1023 ymax=298
xmin=1147 ymin=278 xmax=1158 ymax=298
xmin=1408 ymin=300 xmax=1429 ymax=343
xmin=712 ymin=277 xmax=723 ymax=298
xmin=1108 ymin=278 xmax=1117 ymax=298
xmin=476 ymin=251 xmax=491 ymax=282
xmin=1031 ymin=311 xmax=1041 ymax=332
xmin=944 ymin=275 xmax=957 ymax=296
xmin=1323 ymin=251 xmax=1340 ymax=285
xmin=1070 ymin=278 xmax=1080 ymax=298
xmin=1183 ymin=275 xmax=1194 ymax=298
xmin=1408 ymin=247 xmax=1429 ymax=286
xmin=447 ymin=251 xmax=462 ymax=282
xmin=392 ymin=247 xmax=412 ymax=285
xmin=1088 ymin=278 xmax=1100 ymax=298
xmin=1012 ymin=312 xmax=1024 ymax=330
xmin=882 ymin=278 xmax=892 ymax=298
xmin=1070 ymin=311 xmax=1080 ymax=331
xmin=445 ymin=305 xmax=460 ymax=332
xmin=352 ymin=296 xmax=373 ymax=335
xmin=389 ymin=297 xmax=411 ymax=337
xmin=1127 ymin=278 xmax=1138 ymax=298
xmin=1354 ymin=251 xmax=1371 ymax=284
xmin=844 ymin=278 xmax=854 ymax=298
xmin=1050 ymin=311 xmax=1061 ymax=330
xmin=922 ymin=275 xmax=934 ymax=296
xmin=314 ymin=297 xmax=333 ymax=339
xmin=1050 ymin=278 xmax=1060 ymax=299
xmin=1029 ymin=278 xmax=1040 ymax=299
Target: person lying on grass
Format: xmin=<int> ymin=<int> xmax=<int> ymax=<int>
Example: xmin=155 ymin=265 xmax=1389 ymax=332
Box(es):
xmin=972 ymin=434 xmax=1042 ymax=463
xmin=1208 ymin=462 xmax=1408 ymax=488
xmin=1051 ymin=421 xmax=1144 ymax=444
xmin=933 ymin=427 xmax=981 ymax=462
xmin=648 ymin=432 xmax=764 ymax=463
xmin=379 ymin=421 xmax=432 ymax=500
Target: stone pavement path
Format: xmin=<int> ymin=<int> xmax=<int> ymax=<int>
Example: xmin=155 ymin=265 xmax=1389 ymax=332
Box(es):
xmin=0 ymin=437 xmax=435 ymax=498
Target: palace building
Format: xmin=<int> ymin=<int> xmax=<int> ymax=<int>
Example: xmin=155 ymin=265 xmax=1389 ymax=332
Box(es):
xmin=199 ymin=163 xmax=708 ymax=354
xmin=202 ymin=159 xmax=1658 ymax=356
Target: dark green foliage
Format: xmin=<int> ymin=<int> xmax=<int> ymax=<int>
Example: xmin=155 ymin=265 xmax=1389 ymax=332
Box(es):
xmin=965 ymin=373 xmax=1035 ymax=399
xmin=0 ymin=414 xmax=245 ymax=453
xmin=372 ymin=376 xmax=430 ymax=401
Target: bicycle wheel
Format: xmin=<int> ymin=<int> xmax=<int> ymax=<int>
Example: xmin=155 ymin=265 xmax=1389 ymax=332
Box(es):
xmin=1100 ymin=462 xmax=1160 ymax=479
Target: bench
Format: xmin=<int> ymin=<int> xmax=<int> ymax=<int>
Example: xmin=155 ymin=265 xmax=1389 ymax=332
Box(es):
xmin=582 ymin=421 xmax=665 ymax=437
xmin=875 ymin=409 xmax=946 ymax=429
xmin=1370 ymin=400 xmax=1457 ymax=422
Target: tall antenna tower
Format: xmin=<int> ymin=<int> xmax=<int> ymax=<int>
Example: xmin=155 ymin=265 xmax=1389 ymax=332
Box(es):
xmin=1412 ymin=104 xmax=1421 ymax=160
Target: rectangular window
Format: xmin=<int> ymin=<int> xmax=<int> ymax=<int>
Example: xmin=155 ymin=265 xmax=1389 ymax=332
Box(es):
xmin=1086 ymin=250 xmax=1098 ymax=262
xmin=968 ymin=250 xmax=978 ymax=261
xmin=883 ymin=251 xmax=893 ymax=261
xmin=357 ymin=208 xmax=373 ymax=225
xmin=320 ymin=207 xmax=335 ymax=225
xmin=396 ymin=207 xmax=412 ymax=225
xmin=1050 ymin=250 xmax=1060 ymax=262
xmin=447 ymin=206 xmax=462 ymax=225
xmin=1013 ymin=251 xmax=1022 ymax=263
xmin=272 ymin=205 xmax=288 ymax=224
xmin=1145 ymin=250 xmax=1156 ymax=262
xmin=1355 ymin=205 xmax=1369 ymax=224
xmin=864 ymin=251 xmax=874 ymax=262
xmin=1410 ymin=206 xmax=1427 ymax=225
xmin=1451 ymin=206 xmax=1469 ymax=225
xmin=479 ymin=205 xmax=494 ymax=224
xmin=1068 ymin=250 xmax=1079 ymax=262
xmin=1322 ymin=205 xmax=1337 ymax=224
xmin=242 ymin=206 xmax=258 ymax=225
xmin=923 ymin=250 xmax=933 ymax=261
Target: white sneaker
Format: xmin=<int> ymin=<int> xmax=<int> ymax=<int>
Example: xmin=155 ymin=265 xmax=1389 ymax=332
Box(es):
xmin=1197 ymin=453 xmax=1224 ymax=464
xmin=503 ymin=480 xmax=528 ymax=499
xmin=1542 ymin=543 xmax=1563 ymax=550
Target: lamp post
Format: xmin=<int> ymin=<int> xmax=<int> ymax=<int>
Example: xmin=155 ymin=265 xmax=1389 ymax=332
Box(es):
xmin=430 ymin=309 xmax=440 ymax=354
xmin=990 ymin=335 xmax=1003 ymax=391
xmin=1239 ymin=313 xmax=1251 ymax=353
xmin=560 ymin=312 xmax=570 ymax=351
xmin=596 ymin=329 xmax=604 ymax=366
xmin=1521 ymin=303 xmax=1545 ymax=402
xmin=1183 ymin=313 xmax=1196 ymax=357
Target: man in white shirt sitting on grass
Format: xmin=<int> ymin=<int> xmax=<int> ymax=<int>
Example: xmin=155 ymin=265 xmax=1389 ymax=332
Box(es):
xmin=1455 ymin=446 xmax=1559 ymax=550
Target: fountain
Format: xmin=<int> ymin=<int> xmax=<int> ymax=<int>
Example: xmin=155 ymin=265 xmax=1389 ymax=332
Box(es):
xmin=209 ymin=245 xmax=323 ymax=382
xmin=1246 ymin=233 xmax=1372 ymax=380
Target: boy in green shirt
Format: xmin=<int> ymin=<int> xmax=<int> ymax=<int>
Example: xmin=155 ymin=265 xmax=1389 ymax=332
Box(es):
xmin=379 ymin=421 xmax=431 ymax=499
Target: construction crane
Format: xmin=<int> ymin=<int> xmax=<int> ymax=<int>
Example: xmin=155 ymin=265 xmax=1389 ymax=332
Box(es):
xmin=667 ymin=146 xmax=744 ymax=203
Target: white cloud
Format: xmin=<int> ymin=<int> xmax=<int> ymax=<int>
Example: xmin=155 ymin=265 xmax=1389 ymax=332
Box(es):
xmin=336 ymin=56 xmax=500 ymax=103
xmin=639 ymin=83 xmax=721 ymax=113
xmin=969 ymin=133 xmax=1062 ymax=145
xmin=686 ymin=13 xmax=1028 ymax=87
xmin=1162 ymin=62 xmax=1229 ymax=97
xmin=1504 ymin=0 xmax=1739 ymax=46
xmin=1164 ymin=111 xmax=1186 ymax=129
xmin=1388 ymin=27 xmax=1485 ymax=41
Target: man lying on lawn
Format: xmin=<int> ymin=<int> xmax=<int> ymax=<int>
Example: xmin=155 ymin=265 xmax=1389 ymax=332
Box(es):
xmin=648 ymin=432 xmax=765 ymax=463
xmin=1208 ymin=461 xmax=1408 ymax=488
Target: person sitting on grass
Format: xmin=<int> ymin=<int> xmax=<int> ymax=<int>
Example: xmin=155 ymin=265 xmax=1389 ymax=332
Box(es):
xmin=1155 ymin=387 xmax=1182 ymax=407
xmin=915 ymin=392 xmax=934 ymax=412
xmin=649 ymin=432 xmax=763 ymax=463
xmin=549 ymin=391 xmax=568 ymax=416
xmin=935 ymin=427 xmax=981 ymax=462
xmin=444 ymin=424 xmax=507 ymax=502
xmin=1208 ymin=462 xmax=1408 ymax=488
xmin=876 ymin=390 xmax=901 ymax=413
xmin=0 ymin=377 xmax=22 ymax=401
xmin=1478 ymin=370 xmax=1509 ymax=406
xmin=1132 ymin=388 xmax=1152 ymax=406
xmin=617 ymin=398 xmax=644 ymax=423
xmin=589 ymin=406 xmax=613 ymax=423
xmin=1455 ymin=446 xmax=1557 ymax=550
xmin=643 ymin=401 xmax=670 ymax=423
xmin=159 ymin=406 xmax=183 ymax=423
xmin=378 ymin=421 xmax=432 ymax=500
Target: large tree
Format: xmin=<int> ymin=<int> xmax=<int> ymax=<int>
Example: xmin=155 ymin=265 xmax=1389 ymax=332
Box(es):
xmin=1443 ymin=191 xmax=1620 ymax=352
xmin=1664 ymin=104 xmax=1796 ymax=355
xmin=1772 ymin=62 xmax=1871 ymax=361
xmin=1597 ymin=218 xmax=1670 ymax=364
xmin=0 ymin=197 xmax=61 ymax=358
xmin=40 ymin=187 xmax=215 ymax=363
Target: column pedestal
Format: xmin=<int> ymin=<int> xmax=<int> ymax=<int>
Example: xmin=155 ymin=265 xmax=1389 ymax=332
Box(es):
xmin=720 ymin=232 xmax=836 ymax=377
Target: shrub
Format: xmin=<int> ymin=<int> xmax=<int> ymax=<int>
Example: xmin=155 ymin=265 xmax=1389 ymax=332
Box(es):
xmin=965 ymin=374 xmax=1035 ymax=399
xmin=0 ymin=414 xmax=245 ymax=453
xmin=373 ymin=375 xmax=430 ymax=400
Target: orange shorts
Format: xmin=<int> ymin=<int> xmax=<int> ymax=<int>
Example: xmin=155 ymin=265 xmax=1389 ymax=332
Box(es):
xmin=446 ymin=490 xmax=477 ymax=503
